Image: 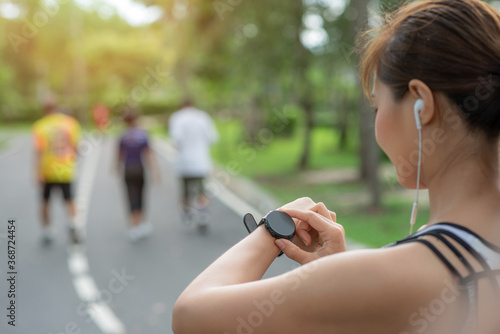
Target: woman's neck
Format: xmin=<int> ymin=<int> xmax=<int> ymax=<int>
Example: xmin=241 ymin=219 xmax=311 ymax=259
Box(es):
xmin=426 ymin=145 xmax=500 ymax=237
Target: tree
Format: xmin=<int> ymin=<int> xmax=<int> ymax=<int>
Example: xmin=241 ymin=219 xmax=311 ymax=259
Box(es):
xmin=354 ymin=0 xmax=381 ymax=209
xmin=0 ymin=0 xmax=170 ymax=121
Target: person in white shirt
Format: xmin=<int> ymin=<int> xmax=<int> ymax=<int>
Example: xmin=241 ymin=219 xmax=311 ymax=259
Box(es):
xmin=169 ymin=99 xmax=219 ymax=230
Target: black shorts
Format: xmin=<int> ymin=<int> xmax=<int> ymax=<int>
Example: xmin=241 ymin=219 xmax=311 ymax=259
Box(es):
xmin=182 ymin=177 xmax=205 ymax=199
xmin=124 ymin=165 xmax=145 ymax=212
xmin=42 ymin=183 xmax=73 ymax=201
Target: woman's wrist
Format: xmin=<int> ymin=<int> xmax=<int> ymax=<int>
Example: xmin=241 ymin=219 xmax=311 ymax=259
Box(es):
xmin=183 ymin=222 xmax=281 ymax=291
xmin=252 ymin=224 xmax=282 ymax=258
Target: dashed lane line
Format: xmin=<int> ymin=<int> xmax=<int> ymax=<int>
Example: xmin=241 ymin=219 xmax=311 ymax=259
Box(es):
xmin=68 ymin=143 xmax=126 ymax=334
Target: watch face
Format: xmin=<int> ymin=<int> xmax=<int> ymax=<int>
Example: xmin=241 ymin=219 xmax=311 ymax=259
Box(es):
xmin=243 ymin=213 xmax=258 ymax=233
xmin=267 ymin=211 xmax=295 ymax=237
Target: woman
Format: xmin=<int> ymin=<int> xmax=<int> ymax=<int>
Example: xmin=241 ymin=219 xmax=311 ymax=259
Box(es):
xmin=117 ymin=109 xmax=159 ymax=242
xmin=172 ymin=1 xmax=500 ymax=333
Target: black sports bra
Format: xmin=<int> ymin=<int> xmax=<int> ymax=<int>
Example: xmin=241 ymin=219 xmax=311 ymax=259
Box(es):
xmin=387 ymin=223 xmax=500 ymax=333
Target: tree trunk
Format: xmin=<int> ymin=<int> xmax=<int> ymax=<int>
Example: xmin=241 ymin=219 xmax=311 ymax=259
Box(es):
xmin=246 ymin=99 xmax=262 ymax=145
xmin=359 ymin=97 xmax=381 ymax=208
xmin=298 ymin=99 xmax=313 ymax=170
xmin=353 ymin=0 xmax=381 ymax=209
xmin=294 ymin=1 xmax=314 ymax=171
xmin=338 ymin=95 xmax=349 ymax=151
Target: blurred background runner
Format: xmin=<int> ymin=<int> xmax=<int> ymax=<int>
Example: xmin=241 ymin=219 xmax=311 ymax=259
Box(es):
xmin=168 ymin=99 xmax=219 ymax=233
xmin=91 ymin=103 xmax=111 ymax=133
xmin=116 ymin=108 xmax=160 ymax=242
xmin=32 ymin=95 xmax=82 ymax=246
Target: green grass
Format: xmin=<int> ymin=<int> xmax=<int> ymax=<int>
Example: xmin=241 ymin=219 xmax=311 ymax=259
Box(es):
xmin=340 ymin=198 xmax=430 ymax=247
xmin=148 ymin=125 xmax=169 ymax=138
xmin=0 ymin=123 xmax=32 ymax=132
xmin=212 ymin=120 xmax=358 ymax=177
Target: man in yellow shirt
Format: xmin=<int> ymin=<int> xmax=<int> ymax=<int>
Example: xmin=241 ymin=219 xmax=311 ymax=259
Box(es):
xmin=33 ymin=98 xmax=81 ymax=245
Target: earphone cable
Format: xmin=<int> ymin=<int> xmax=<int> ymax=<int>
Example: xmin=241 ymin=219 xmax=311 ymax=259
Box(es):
xmin=409 ymin=127 xmax=422 ymax=235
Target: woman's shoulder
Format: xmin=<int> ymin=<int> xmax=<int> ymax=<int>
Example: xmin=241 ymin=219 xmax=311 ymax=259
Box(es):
xmin=252 ymin=244 xmax=459 ymax=334
xmin=283 ymin=244 xmax=457 ymax=332
xmin=311 ymin=242 xmax=455 ymax=294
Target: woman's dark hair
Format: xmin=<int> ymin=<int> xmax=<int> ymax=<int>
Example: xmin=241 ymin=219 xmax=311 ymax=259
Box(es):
xmin=360 ymin=0 xmax=500 ymax=141
xmin=122 ymin=108 xmax=139 ymax=125
xmin=182 ymin=98 xmax=193 ymax=107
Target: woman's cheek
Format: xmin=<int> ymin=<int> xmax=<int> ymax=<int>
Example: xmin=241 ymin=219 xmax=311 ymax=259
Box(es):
xmin=375 ymin=111 xmax=403 ymax=173
xmin=375 ymin=112 xmax=390 ymax=154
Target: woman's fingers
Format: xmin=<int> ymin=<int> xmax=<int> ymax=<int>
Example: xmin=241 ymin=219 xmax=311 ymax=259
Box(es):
xmin=283 ymin=208 xmax=333 ymax=232
xmin=309 ymin=202 xmax=332 ymax=221
xmin=329 ymin=211 xmax=336 ymax=222
xmin=280 ymin=197 xmax=316 ymax=211
xmin=284 ymin=200 xmax=332 ymax=221
xmin=296 ymin=228 xmax=312 ymax=246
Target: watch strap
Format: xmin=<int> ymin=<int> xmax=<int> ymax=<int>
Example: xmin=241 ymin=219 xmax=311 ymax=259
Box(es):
xmin=262 ymin=217 xmax=290 ymax=257
xmin=243 ymin=213 xmax=286 ymax=257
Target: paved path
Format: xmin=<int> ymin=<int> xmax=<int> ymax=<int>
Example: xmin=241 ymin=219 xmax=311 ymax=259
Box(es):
xmin=0 ymin=134 xmax=299 ymax=334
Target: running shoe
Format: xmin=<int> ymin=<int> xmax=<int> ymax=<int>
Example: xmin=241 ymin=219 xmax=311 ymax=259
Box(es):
xmin=41 ymin=228 xmax=54 ymax=246
xmin=127 ymin=226 xmax=141 ymax=242
xmin=138 ymin=221 xmax=152 ymax=239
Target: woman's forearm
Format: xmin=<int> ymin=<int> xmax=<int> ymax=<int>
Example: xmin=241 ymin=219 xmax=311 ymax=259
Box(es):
xmin=181 ymin=225 xmax=280 ymax=293
xmin=173 ymin=225 xmax=280 ymax=332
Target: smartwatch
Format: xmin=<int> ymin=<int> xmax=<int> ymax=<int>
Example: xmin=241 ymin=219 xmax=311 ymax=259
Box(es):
xmin=243 ymin=210 xmax=296 ymax=256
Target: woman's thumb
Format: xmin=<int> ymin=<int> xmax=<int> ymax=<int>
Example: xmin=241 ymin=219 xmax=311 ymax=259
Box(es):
xmin=275 ymin=239 xmax=310 ymax=265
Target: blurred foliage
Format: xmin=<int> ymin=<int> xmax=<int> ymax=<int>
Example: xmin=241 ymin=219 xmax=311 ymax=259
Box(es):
xmin=0 ymin=0 xmax=362 ymax=133
xmin=1 ymin=0 xmax=496 ymax=117
xmin=3 ymin=0 xmax=493 ymax=167
xmin=0 ymin=0 xmax=172 ymax=123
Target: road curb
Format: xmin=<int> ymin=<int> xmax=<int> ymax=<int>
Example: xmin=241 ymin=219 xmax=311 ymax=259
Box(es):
xmin=214 ymin=167 xmax=280 ymax=216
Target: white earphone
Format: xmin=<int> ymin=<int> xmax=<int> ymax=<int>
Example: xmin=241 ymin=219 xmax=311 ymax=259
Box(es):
xmin=409 ymin=99 xmax=424 ymax=235
xmin=414 ymin=99 xmax=424 ymax=130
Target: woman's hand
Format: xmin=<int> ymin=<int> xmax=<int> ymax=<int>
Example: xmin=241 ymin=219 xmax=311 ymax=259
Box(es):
xmin=275 ymin=197 xmax=346 ymax=264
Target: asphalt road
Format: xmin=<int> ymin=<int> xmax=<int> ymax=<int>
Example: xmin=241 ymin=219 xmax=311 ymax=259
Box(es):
xmin=0 ymin=133 xmax=298 ymax=334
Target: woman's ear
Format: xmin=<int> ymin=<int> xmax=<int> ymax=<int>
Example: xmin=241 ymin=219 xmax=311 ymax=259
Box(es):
xmin=408 ymin=79 xmax=435 ymax=126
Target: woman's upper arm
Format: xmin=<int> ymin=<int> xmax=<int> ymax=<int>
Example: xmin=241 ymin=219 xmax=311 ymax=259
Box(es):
xmin=173 ymin=245 xmax=449 ymax=334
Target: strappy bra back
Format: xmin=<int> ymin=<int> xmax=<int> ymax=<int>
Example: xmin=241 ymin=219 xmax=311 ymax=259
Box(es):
xmin=387 ymin=223 xmax=500 ymax=333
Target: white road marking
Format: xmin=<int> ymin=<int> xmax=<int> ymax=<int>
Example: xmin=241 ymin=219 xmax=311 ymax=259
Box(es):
xmin=73 ymin=274 xmax=99 ymax=301
xmin=68 ymin=251 xmax=89 ymax=274
xmin=89 ymin=303 xmax=127 ymax=334
xmin=68 ymin=141 xmax=126 ymax=334
xmin=208 ymin=178 xmax=266 ymax=217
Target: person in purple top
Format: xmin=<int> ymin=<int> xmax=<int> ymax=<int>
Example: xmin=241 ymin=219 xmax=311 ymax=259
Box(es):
xmin=116 ymin=108 xmax=159 ymax=242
